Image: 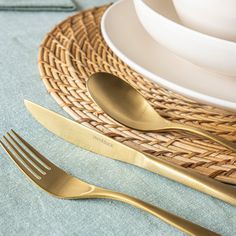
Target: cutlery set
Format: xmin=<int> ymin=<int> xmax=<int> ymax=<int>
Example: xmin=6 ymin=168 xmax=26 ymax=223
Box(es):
xmin=1 ymin=78 xmax=235 ymax=235
xmin=1 ymin=1 xmax=236 ymax=235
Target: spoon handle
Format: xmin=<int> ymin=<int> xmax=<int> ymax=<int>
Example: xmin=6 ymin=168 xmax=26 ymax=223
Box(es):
xmin=164 ymin=121 xmax=236 ymax=152
xmin=90 ymin=188 xmax=220 ymax=236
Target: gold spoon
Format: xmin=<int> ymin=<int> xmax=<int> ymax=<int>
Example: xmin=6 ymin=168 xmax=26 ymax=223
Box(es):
xmin=87 ymin=72 xmax=236 ymax=152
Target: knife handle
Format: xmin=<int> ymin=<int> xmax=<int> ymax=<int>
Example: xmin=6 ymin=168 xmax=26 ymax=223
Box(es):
xmin=135 ymin=153 xmax=236 ymax=206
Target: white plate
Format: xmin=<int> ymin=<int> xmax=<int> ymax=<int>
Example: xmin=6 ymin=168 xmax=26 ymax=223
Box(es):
xmin=101 ymin=0 xmax=236 ymax=112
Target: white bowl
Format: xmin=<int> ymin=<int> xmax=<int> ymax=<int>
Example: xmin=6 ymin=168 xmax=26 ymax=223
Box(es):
xmin=172 ymin=0 xmax=236 ymax=42
xmin=133 ymin=0 xmax=236 ymax=77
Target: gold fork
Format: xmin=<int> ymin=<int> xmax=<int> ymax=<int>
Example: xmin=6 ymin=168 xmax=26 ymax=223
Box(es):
xmin=0 ymin=130 xmax=219 ymax=236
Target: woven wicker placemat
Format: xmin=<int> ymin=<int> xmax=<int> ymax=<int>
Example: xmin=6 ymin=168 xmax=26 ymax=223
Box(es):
xmin=38 ymin=4 xmax=236 ymax=184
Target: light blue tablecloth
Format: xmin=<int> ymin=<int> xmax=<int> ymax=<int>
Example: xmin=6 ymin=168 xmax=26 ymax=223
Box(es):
xmin=0 ymin=1 xmax=235 ymax=235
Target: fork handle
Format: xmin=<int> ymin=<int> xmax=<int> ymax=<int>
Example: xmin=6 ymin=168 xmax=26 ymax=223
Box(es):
xmin=164 ymin=121 xmax=236 ymax=152
xmin=89 ymin=188 xmax=220 ymax=236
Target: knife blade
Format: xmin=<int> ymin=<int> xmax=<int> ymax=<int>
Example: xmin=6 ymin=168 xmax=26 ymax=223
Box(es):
xmin=24 ymin=100 xmax=236 ymax=206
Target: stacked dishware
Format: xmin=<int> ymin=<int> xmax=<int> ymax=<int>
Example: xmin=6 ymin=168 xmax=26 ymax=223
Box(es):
xmin=102 ymin=0 xmax=236 ymax=111
xmin=134 ymin=0 xmax=236 ymax=79
xmin=134 ymin=0 xmax=236 ymax=77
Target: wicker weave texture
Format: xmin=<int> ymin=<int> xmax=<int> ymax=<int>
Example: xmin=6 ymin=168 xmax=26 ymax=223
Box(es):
xmin=38 ymin=5 xmax=236 ymax=184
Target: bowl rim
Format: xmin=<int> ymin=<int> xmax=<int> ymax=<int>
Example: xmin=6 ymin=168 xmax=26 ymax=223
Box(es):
xmin=139 ymin=0 xmax=236 ymax=47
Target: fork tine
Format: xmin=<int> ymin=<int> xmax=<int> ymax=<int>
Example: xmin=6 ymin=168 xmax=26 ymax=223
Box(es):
xmin=11 ymin=130 xmax=55 ymax=170
xmin=2 ymin=136 xmax=42 ymax=179
xmin=0 ymin=139 xmax=41 ymax=181
xmin=7 ymin=132 xmax=49 ymax=173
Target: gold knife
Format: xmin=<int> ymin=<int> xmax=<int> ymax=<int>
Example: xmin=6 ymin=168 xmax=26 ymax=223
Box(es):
xmin=24 ymin=100 xmax=236 ymax=206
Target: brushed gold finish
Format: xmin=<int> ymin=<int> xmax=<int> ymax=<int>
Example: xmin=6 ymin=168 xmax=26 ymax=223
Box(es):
xmin=24 ymin=100 xmax=236 ymax=206
xmin=87 ymin=72 xmax=236 ymax=152
xmin=0 ymin=130 xmax=219 ymax=236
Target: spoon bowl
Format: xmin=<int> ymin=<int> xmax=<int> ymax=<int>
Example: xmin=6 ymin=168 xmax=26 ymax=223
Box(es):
xmin=87 ymin=72 xmax=168 ymax=130
xmin=87 ymin=72 xmax=236 ymax=152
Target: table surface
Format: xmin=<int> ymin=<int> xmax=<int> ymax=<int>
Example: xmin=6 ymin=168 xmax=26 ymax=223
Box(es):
xmin=0 ymin=1 xmax=235 ymax=235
